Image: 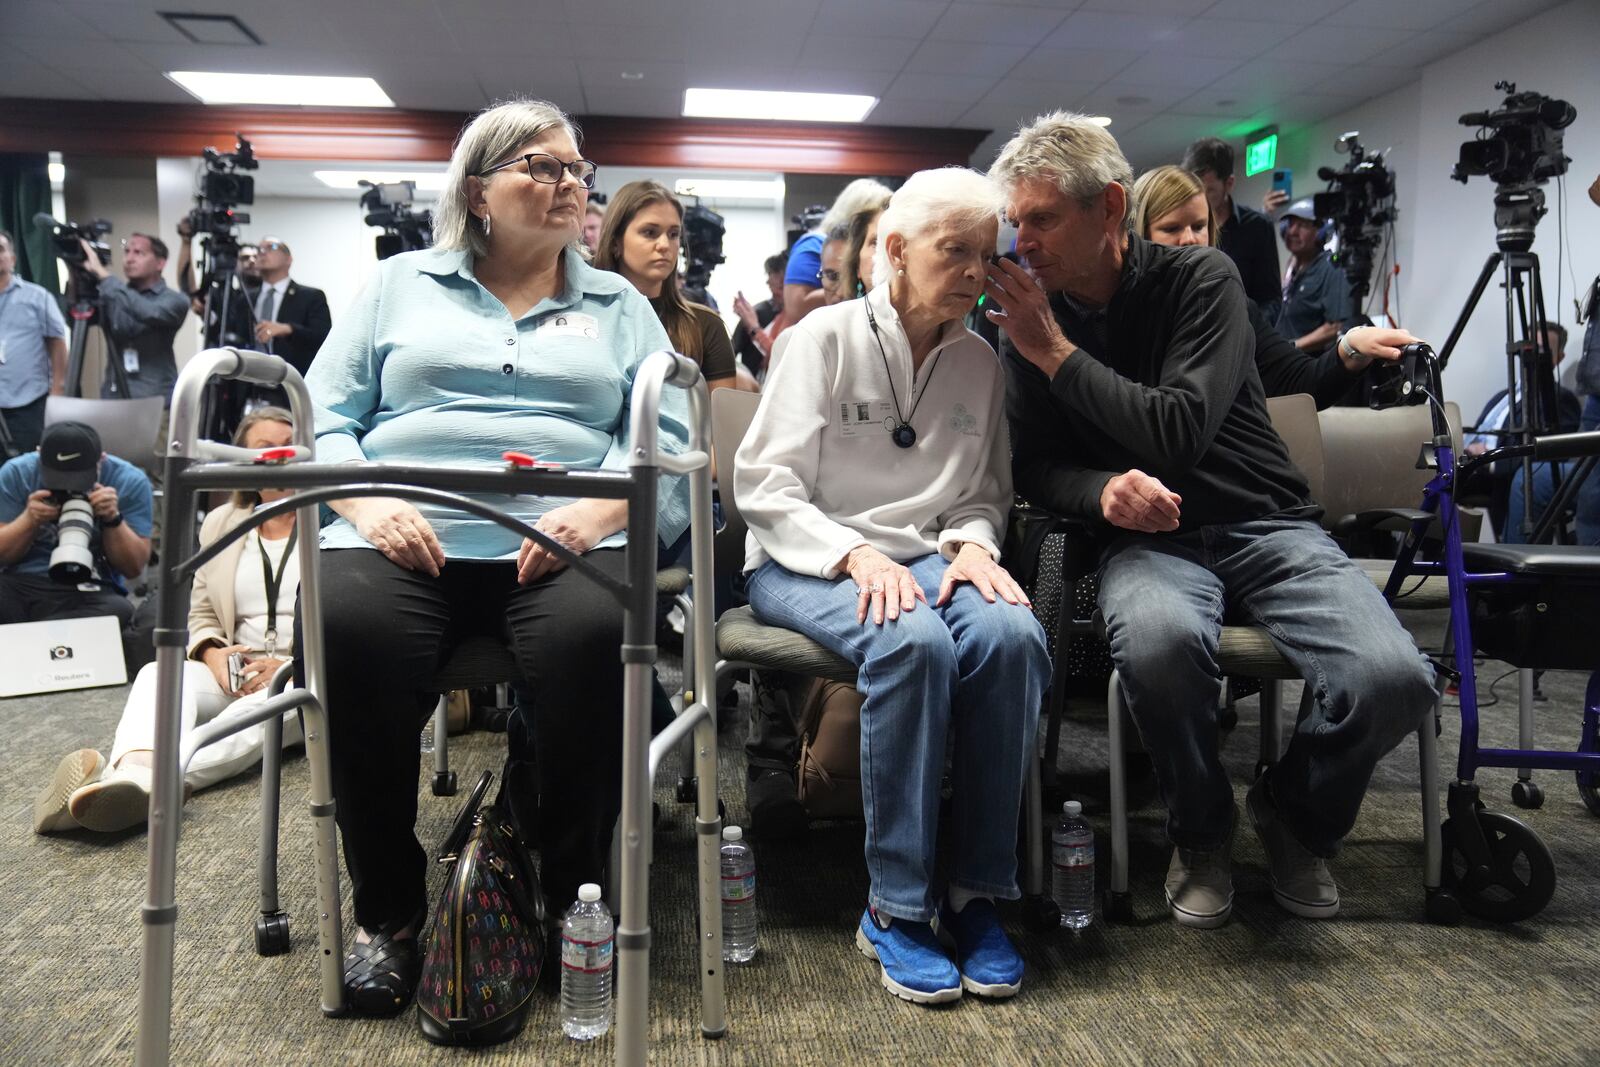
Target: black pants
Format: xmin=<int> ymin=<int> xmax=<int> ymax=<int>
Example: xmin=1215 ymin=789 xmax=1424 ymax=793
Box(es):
xmin=1 ymin=395 xmax=48 ymax=459
xmin=0 ymin=571 xmax=134 ymax=626
xmin=317 ymin=548 xmax=629 ymax=930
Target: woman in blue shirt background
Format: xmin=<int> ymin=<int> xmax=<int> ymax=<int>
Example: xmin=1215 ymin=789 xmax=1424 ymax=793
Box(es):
xmin=306 ymin=98 xmax=688 ymax=1017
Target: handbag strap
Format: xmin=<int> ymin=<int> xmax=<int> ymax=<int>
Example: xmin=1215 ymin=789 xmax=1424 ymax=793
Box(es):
xmin=436 ymin=769 xmax=495 ymax=864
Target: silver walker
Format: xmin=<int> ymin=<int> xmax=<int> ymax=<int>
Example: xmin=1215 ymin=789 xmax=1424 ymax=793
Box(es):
xmin=136 ymin=347 xmax=725 ymax=1065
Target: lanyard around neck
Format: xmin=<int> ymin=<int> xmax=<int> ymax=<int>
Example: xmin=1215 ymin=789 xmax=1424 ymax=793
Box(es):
xmin=256 ymin=523 xmax=298 ymax=656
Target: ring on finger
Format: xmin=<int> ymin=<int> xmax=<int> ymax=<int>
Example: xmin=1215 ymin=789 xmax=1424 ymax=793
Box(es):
xmin=869 ymin=582 xmax=884 ymax=593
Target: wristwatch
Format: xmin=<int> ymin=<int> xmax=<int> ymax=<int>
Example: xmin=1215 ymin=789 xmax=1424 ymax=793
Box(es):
xmin=101 ymin=511 xmax=124 ymax=528
xmin=1337 ymin=330 xmax=1362 ymax=365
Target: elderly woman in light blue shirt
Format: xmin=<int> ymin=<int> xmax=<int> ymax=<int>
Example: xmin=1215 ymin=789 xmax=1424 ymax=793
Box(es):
xmin=306 ymin=98 xmax=687 ymax=1017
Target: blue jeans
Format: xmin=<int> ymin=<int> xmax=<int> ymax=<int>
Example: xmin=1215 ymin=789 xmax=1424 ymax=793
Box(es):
xmin=1513 ymin=396 xmax=1600 ymax=545
xmin=1098 ymin=516 xmax=1437 ymax=857
xmin=746 ymin=554 xmax=1050 ymax=922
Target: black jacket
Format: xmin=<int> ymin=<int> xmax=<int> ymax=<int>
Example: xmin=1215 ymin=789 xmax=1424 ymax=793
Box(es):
xmin=1248 ymin=301 xmax=1357 ymax=409
xmin=1004 ymin=235 xmax=1312 ymax=533
xmin=258 ymin=280 xmax=332 ymax=376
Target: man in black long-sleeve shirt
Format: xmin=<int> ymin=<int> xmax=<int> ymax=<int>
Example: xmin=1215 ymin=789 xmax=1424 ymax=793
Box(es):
xmin=986 ymin=112 xmax=1436 ymax=929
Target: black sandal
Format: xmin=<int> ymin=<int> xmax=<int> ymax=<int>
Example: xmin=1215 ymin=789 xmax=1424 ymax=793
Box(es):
xmin=343 ymin=911 xmax=426 ymax=1017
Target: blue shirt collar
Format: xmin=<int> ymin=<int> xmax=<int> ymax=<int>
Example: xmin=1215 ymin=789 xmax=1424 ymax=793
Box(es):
xmin=413 ymin=244 xmax=629 ymax=303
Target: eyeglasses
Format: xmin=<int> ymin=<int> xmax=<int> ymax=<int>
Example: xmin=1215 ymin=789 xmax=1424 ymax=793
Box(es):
xmin=481 ymin=152 xmax=598 ymax=189
xmin=259 ymin=241 xmax=288 ymax=252
xmin=820 ymin=268 xmax=842 ymax=285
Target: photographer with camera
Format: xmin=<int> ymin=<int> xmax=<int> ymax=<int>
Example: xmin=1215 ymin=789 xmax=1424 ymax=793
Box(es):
xmin=176 ymin=218 xmax=259 ymax=322
xmin=247 ymin=237 xmax=331 ymax=377
xmin=0 ymin=229 xmax=69 ymax=458
xmin=78 ymin=233 xmax=189 ymax=403
xmin=0 ymin=420 xmax=152 ymax=627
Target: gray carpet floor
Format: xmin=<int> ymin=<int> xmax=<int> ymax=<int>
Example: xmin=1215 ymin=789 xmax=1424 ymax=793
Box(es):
xmin=5 ymin=631 xmax=1600 ymax=1065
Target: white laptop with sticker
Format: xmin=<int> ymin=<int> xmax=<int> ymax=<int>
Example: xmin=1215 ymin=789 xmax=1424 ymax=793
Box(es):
xmin=0 ymin=615 xmax=128 ymax=697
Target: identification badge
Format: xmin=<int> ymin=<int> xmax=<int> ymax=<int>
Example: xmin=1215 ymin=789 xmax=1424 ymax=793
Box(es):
xmin=838 ymin=400 xmax=895 ymax=437
xmin=0 ymin=338 xmax=7 ymax=364
xmin=535 ymin=312 xmax=600 ymax=341
xmin=123 ymin=347 xmax=141 ymax=374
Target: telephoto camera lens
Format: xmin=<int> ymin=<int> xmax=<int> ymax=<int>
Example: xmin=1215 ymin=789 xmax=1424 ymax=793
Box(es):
xmin=48 ymin=496 xmax=97 ymax=584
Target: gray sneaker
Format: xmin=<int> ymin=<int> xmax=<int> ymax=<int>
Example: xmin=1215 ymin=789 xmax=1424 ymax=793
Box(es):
xmin=1164 ymin=820 xmax=1234 ymax=928
xmin=1247 ymin=776 xmax=1339 ymax=919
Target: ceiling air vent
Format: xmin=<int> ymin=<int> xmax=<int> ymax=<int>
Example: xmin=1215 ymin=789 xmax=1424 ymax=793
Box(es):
xmin=159 ymin=12 xmax=262 ymax=45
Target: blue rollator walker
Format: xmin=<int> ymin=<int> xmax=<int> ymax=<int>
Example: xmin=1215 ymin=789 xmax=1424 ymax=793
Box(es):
xmin=1380 ymin=343 xmax=1600 ymax=925
xmin=135 ymin=347 xmax=726 ymax=1066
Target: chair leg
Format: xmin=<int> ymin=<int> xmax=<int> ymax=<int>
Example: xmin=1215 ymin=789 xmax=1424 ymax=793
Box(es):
xmin=1105 ymin=671 xmax=1132 ymax=920
xmin=1254 ymin=681 xmax=1288 ymax=779
xmin=254 ymin=710 xmax=290 ymax=956
xmin=431 ymin=695 xmax=455 ymax=797
xmin=1419 ymin=688 xmax=1460 ymax=923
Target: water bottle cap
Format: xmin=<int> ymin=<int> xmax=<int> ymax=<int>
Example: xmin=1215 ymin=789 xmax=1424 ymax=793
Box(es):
xmin=1063 ymin=801 xmax=1082 ymax=816
xmin=722 ymin=825 xmax=743 ymax=841
xmin=578 ymin=883 xmax=602 ymax=902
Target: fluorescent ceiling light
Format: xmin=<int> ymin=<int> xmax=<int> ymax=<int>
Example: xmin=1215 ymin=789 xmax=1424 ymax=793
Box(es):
xmin=683 ymin=87 xmax=876 ymax=123
xmin=673 ymin=178 xmax=785 ymax=201
xmin=47 ymin=162 xmax=66 ymax=184
xmin=1087 ymin=116 xmax=1113 ymax=127
xmin=314 ymin=170 xmax=446 ymax=191
xmin=166 ymin=71 xmax=394 ymax=107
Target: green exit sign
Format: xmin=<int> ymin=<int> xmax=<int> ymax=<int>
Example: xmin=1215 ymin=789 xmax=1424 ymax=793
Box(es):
xmin=1244 ymin=133 xmax=1278 ymax=177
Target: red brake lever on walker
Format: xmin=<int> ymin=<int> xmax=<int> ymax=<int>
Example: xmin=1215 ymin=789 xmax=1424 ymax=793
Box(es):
xmin=503 ymin=451 xmax=565 ymax=470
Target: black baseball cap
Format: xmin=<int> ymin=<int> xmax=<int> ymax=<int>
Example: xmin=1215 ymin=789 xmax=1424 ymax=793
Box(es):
xmin=39 ymin=421 xmax=102 ymax=493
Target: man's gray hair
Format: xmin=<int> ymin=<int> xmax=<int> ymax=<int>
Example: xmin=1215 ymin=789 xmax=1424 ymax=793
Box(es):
xmin=820 ymin=178 xmax=893 ymax=235
xmin=988 ymin=110 xmax=1135 ymax=233
xmin=434 ymin=98 xmax=580 ymax=258
xmin=872 ymin=167 xmax=1003 ymax=288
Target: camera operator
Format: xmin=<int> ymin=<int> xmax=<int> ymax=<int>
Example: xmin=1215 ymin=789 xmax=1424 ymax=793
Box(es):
xmin=1182 ymin=138 xmax=1281 ymax=320
xmin=176 ymin=218 xmax=260 ymax=320
xmin=0 ymin=420 xmax=152 ymax=626
xmin=0 ymin=229 xmax=69 ymax=458
xmin=1272 ymin=199 xmax=1352 ymax=354
xmin=77 ymin=233 xmax=189 ymax=403
xmin=248 ymin=237 xmax=331 ymax=377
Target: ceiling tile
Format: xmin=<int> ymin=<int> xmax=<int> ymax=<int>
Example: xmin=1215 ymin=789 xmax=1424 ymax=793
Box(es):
xmin=811 ymin=0 xmax=950 ymax=39
xmin=1305 ymin=64 xmax=1418 ymax=100
xmin=1075 ymin=0 xmax=1215 ymax=13
xmin=60 ymin=2 xmax=183 ymax=43
xmin=801 ymin=68 xmax=901 ymax=96
xmin=0 ymin=43 xmax=101 ymax=98
xmin=320 ymin=2 xmax=453 ymax=52
xmin=1154 ymin=17 xmax=1304 ymax=59
xmin=1204 ymin=56 xmax=1345 ymax=97
xmin=447 ymin=18 xmax=578 ymax=55
xmin=927 ymin=4 xmax=1074 ymax=47
xmin=683 ymin=27 xmax=805 ymax=68
xmin=1200 ymin=0 xmax=1351 ymax=21
xmin=1043 ymin=10 xmax=1193 ymax=51
xmin=1277 ymin=23 xmax=1415 ymax=57
xmin=474 ymin=56 xmax=585 ymax=109
xmin=797 ymin=34 xmax=922 ymax=73
xmin=979 ymin=78 xmax=1102 ymax=107
xmin=867 ymin=98 xmax=968 ymax=127
xmin=1366 ymin=28 xmax=1478 ymax=67
xmin=883 ymin=71 xmax=1002 ymax=103
xmin=956 ymin=98 xmax=1046 ymax=132
xmin=904 ymin=40 xmax=1030 ymax=78
xmin=8 ymin=1 xmax=112 ymax=40
xmin=559 ymin=0 xmax=685 ymax=29
xmin=1321 ymin=0 xmax=1485 ymax=32
xmin=579 ymin=84 xmax=685 ymax=120
xmin=577 ymin=60 xmax=687 ymax=93
xmin=685 ymin=0 xmax=823 ymax=33
xmin=1109 ymin=53 xmax=1240 ymax=90
xmin=1081 ymin=83 xmax=1195 ymax=112
xmin=1008 ymin=47 xmax=1140 ymax=83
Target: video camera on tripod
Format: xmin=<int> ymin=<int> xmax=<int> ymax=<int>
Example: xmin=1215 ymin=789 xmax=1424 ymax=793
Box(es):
xmin=187 ymin=135 xmax=257 ymax=271
xmin=358 ymin=181 xmax=434 ymax=261
xmin=681 ymin=202 xmax=726 ymax=293
xmin=1313 ymin=132 xmax=1396 ymax=307
xmin=35 ymin=214 xmax=113 ymax=272
xmin=1451 ymin=81 xmax=1574 ymax=251
xmin=33 ymin=213 xmax=126 ymax=400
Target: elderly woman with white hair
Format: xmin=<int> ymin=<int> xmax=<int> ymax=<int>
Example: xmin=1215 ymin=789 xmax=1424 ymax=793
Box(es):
xmin=306 ymin=98 xmax=688 ymax=1016
xmin=735 ymin=167 xmax=1050 ymax=1006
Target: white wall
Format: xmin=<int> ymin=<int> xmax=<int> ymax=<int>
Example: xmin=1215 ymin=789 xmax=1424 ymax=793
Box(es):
xmin=1236 ymin=0 xmax=1599 ymax=418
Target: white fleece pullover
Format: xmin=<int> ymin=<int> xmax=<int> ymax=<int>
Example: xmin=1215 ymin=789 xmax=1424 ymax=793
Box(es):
xmin=734 ymin=284 xmax=1012 ymax=579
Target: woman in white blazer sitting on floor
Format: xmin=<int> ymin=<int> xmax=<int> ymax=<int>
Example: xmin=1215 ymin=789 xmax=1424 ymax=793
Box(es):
xmin=734 ymin=167 xmax=1050 ymax=1007
xmin=34 ymin=407 xmax=304 ymax=834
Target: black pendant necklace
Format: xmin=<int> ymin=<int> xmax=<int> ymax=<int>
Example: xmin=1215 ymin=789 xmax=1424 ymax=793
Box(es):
xmin=865 ymin=299 xmax=943 ymax=449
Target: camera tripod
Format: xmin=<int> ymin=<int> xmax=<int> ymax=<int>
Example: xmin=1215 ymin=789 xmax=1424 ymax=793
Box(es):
xmin=61 ymin=270 xmax=133 ymax=401
xmin=1436 ymin=181 xmax=1588 ymax=543
xmin=195 ymin=233 xmax=259 ymax=440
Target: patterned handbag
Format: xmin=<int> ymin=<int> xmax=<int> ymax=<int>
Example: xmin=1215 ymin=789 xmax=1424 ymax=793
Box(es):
xmin=417 ymin=771 xmax=546 ymax=1046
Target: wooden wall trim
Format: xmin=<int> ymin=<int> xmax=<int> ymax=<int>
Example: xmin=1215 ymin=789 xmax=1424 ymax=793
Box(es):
xmin=0 ymin=99 xmax=988 ymax=174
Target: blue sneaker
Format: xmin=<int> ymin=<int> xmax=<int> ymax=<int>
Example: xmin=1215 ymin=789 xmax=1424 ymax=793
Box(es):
xmin=854 ymin=908 xmax=962 ymax=1005
xmin=936 ymin=898 xmax=1023 ymax=998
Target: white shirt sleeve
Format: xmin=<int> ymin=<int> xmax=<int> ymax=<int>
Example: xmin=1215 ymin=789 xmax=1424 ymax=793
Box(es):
xmin=733 ymin=324 xmax=867 ymax=579
xmin=934 ymin=361 xmax=1011 ymax=562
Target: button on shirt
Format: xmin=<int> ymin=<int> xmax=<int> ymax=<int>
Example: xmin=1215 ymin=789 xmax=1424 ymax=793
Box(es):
xmin=1274 ymin=251 xmax=1352 ymax=345
xmin=308 ymin=244 xmax=690 ymax=560
xmin=0 ymin=275 xmax=68 ymax=408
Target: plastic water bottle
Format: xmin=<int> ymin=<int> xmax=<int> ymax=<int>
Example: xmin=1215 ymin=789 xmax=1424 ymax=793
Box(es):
xmin=560 ymin=883 xmax=614 ymax=1040
xmin=720 ymin=826 xmax=758 ymax=962
xmin=1052 ymin=801 xmax=1095 ymax=930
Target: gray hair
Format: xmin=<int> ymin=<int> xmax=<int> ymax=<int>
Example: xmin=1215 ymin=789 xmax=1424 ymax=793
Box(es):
xmin=433 ymin=98 xmax=581 ymax=258
xmin=988 ymin=110 xmax=1135 ymax=233
xmin=871 ymin=167 xmax=1003 ymax=288
xmin=820 ymin=178 xmax=893 ymax=235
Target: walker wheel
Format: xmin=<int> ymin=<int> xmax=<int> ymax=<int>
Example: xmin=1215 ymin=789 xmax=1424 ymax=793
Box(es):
xmin=1440 ymin=811 xmax=1556 ymax=923
xmin=1103 ymin=890 xmax=1135 ymax=923
xmin=1575 ymin=736 xmax=1600 ymax=816
xmin=675 ymin=775 xmax=697 ymax=804
xmin=1218 ymin=706 xmax=1239 ymax=732
xmin=1022 ymin=894 xmax=1062 ymax=932
xmin=432 ymin=771 xmax=458 ymax=797
xmin=254 ymin=911 xmax=291 ymax=956
xmin=1424 ymin=887 xmax=1462 ymax=926
xmin=1511 ymin=779 xmax=1544 ymax=810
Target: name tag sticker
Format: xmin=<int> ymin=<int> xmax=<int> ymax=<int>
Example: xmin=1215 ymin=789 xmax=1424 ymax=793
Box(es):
xmin=838 ymin=400 xmax=895 ymax=437
xmin=535 ymin=312 xmax=600 ymax=341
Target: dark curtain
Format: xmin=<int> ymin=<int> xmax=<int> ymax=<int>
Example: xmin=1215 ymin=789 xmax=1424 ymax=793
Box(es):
xmin=0 ymin=153 xmax=61 ymax=295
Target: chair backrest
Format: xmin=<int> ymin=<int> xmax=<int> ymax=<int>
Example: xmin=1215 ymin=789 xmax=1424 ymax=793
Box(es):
xmin=1317 ymin=401 xmax=1466 ymax=528
xmin=710 ymin=388 xmax=763 ymax=580
xmin=44 ymin=395 xmax=166 ymax=478
xmin=1264 ymin=393 xmax=1325 ymax=508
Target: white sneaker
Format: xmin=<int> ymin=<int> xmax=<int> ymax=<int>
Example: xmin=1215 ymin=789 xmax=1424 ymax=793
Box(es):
xmin=34 ymin=750 xmax=106 ymax=834
xmin=70 ymin=763 xmax=155 ymax=833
